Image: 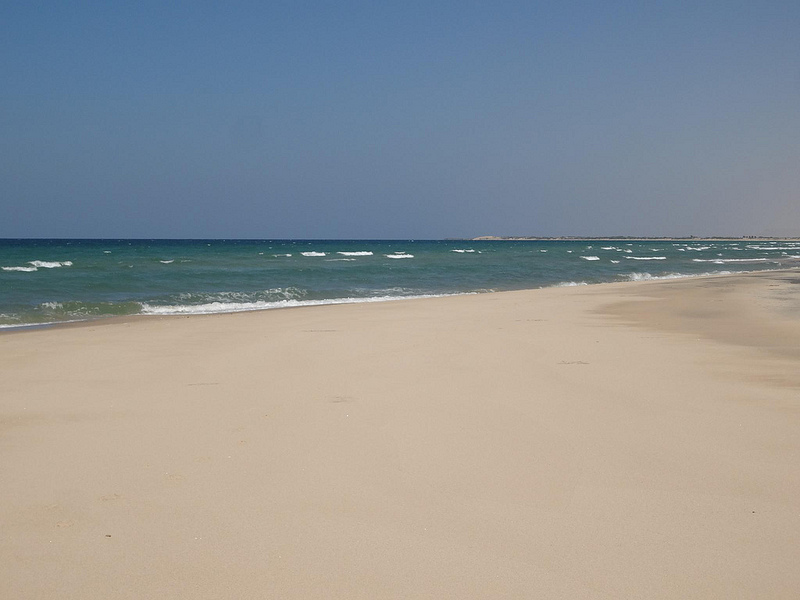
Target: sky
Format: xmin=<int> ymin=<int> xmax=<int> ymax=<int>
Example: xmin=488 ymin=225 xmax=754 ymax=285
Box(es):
xmin=1 ymin=1 xmax=798 ymax=239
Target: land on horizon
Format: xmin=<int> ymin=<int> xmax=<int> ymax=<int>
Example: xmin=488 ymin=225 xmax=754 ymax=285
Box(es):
xmin=470 ymin=235 xmax=800 ymax=241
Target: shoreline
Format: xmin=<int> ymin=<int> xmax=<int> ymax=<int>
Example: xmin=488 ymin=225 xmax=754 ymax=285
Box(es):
xmin=2 ymin=270 xmax=799 ymax=598
xmin=2 ymin=266 xmax=798 ymax=335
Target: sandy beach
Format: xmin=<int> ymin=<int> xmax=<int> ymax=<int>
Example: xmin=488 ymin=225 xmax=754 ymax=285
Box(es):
xmin=2 ymin=270 xmax=799 ymax=599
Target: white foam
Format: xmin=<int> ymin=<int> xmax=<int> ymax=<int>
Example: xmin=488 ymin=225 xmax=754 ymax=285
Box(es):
xmin=2 ymin=266 xmax=38 ymax=272
xmin=692 ymin=258 xmax=771 ymax=263
xmin=610 ymin=260 xmax=620 ymax=264
xmin=140 ymin=293 xmax=459 ymax=316
xmin=580 ymin=256 xmax=600 ymax=261
xmin=28 ymin=260 xmax=72 ymax=268
xmin=385 ymin=253 xmax=414 ymax=259
xmin=326 ymin=258 xmax=356 ymax=262
xmin=159 ymin=260 xmax=174 ymax=264
xmin=301 ymin=251 xmax=326 ymax=257
xmin=746 ymin=246 xmax=800 ymax=250
xmin=451 ymin=249 xmax=476 ymax=253
xmin=273 ymin=253 xmax=292 ymax=257
xmin=625 ymin=256 xmax=666 ymax=260
xmin=626 ymin=270 xmax=733 ymax=282
xmin=0 ymin=318 xmax=88 ymax=329
xmin=555 ymin=281 xmax=589 ymax=287
xmin=601 ymin=247 xmax=616 ymax=250
xmin=337 ymin=251 xmax=373 ymax=256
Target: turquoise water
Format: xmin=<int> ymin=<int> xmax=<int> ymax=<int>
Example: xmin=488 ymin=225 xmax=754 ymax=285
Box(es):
xmin=2 ymin=239 xmax=799 ymax=328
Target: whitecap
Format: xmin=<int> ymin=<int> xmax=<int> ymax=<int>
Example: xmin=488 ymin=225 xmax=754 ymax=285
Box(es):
xmin=28 ymin=260 xmax=72 ymax=268
xmin=337 ymin=251 xmax=373 ymax=256
xmin=385 ymin=253 xmax=414 ymax=259
xmin=160 ymin=260 xmax=174 ymax=264
xmin=625 ymin=256 xmax=666 ymax=260
xmin=2 ymin=266 xmax=38 ymax=272
xmin=746 ymin=245 xmax=800 ymax=250
xmin=580 ymin=256 xmax=600 ymax=261
xmin=692 ymin=258 xmax=771 ymax=264
xmin=451 ymin=249 xmax=476 ymax=253
xmin=301 ymin=251 xmax=326 ymax=257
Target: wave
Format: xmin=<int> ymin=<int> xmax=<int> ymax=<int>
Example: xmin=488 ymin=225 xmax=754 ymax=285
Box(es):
xmin=301 ymin=251 xmax=326 ymax=257
xmin=625 ymin=256 xmax=666 ymax=260
xmin=140 ymin=293 xmax=458 ymax=316
xmin=29 ymin=260 xmax=73 ymax=268
xmin=2 ymin=266 xmax=38 ymax=272
xmin=746 ymin=245 xmax=800 ymax=250
xmin=385 ymin=253 xmax=414 ymax=259
xmin=159 ymin=260 xmax=174 ymax=264
xmin=580 ymin=256 xmax=600 ymax=261
xmin=2 ymin=260 xmax=73 ymax=271
xmin=625 ymin=271 xmax=733 ymax=282
xmin=692 ymin=258 xmax=772 ymax=263
xmin=451 ymin=249 xmax=476 ymax=253
xmin=337 ymin=251 xmax=373 ymax=256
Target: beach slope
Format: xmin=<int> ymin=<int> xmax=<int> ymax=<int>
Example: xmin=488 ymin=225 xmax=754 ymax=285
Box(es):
xmin=2 ymin=271 xmax=799 ymax=598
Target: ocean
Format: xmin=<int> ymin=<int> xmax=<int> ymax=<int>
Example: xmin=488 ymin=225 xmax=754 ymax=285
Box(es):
xmin=1 ymin=238 xmax=799 ymax=329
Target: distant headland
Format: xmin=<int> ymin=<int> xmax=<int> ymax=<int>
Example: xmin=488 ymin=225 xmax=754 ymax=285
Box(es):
xmin=469 ymin=235 xmax=800 ymax=241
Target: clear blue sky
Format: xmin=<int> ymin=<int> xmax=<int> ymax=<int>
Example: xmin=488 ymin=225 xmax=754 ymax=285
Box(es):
xmin=2 ymin=1 xmax=798 ymax=238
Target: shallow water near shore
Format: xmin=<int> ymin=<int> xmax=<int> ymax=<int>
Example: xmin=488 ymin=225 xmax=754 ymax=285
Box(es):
xmin=2 ymin=238 xmax=799 ymax=328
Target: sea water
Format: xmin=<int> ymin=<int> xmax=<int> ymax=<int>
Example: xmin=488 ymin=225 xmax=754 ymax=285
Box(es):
xmin=1 ymin=238 xmax=799 ymax=328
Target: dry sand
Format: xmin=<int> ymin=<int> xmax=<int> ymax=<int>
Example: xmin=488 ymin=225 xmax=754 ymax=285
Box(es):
xmin=1 ymin=271 xmax=799 ymax=598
